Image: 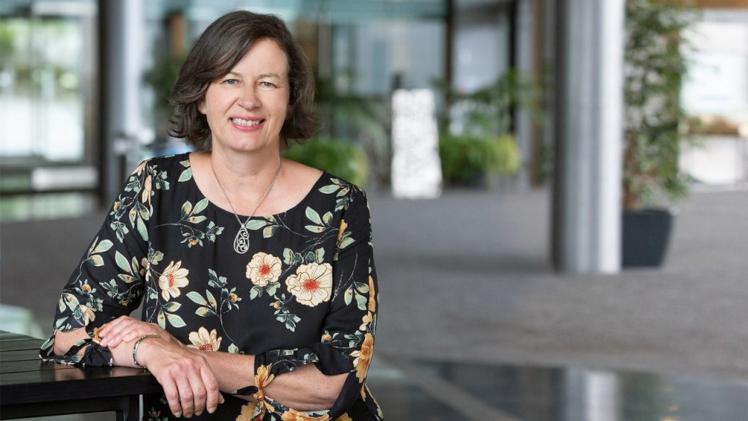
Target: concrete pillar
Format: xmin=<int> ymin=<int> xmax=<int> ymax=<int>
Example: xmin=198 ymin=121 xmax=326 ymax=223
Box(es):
xmin=552 ymin=0 xmax=624 ymax=273
xmin=514 ymin=0 xmax=534 ymax=190
xmin=99 ymin=0 xmax=146 ymax=204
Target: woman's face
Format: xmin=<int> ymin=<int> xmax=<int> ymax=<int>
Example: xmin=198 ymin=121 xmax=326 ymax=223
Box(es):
xmin=199 ymin=38 xmax=290 ymax=155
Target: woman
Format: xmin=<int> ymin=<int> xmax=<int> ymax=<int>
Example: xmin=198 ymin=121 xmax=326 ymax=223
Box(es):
xmin=40 ymin=10 xmax=381 ymax=420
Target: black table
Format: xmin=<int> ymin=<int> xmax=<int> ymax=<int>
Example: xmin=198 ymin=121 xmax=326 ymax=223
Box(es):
xmin=0 ymin=330 xmax=162 ymax=420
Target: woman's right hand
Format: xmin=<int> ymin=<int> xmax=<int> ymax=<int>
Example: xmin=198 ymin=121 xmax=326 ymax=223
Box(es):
xmin=97 ymin=315 xmax=179 ymax=348
xmin=137 ymin=337 xmax=224 ymax=417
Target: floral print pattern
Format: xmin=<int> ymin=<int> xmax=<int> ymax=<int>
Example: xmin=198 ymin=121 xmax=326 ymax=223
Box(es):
xmin=158 ymin=261 xmax=189 ymax=301
xmin=188 ymin=327 xmax=222 ymax=351
xmin=285 ymin=263 xmax=333 ymax=307
xmin=40 ymin=153 xmax=381 ymax=420
xmin=247 ymin=252 xmax=282 ymax=287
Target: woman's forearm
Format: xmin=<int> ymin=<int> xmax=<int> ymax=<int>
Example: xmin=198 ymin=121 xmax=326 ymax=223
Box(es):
xmin=52 ymin=327 xmax=141 ymax=368
xmin=52 ymin=327 xmax=89 ymax=357
xmin=200 ymin=350 xmax=346 ymax=410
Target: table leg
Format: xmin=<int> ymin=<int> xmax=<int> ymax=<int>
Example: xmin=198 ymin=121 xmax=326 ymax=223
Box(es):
xmin=115 ymin=395 xmax=140 ymax=421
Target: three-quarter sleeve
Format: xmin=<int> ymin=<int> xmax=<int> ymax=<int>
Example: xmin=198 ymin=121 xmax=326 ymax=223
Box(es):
xmin=39 ymin=160 xmax=156 ymax=364
xmin=251 ymin=186 xmax=380 ymax=419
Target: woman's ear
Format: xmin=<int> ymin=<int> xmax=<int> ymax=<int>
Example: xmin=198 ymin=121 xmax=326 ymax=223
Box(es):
xmin=198 ymin=99 xmax=206 ymax=115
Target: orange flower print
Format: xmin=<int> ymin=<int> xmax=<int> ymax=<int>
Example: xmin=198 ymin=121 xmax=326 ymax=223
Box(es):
xmin=351 ymin=333 xmax=374 ymax=382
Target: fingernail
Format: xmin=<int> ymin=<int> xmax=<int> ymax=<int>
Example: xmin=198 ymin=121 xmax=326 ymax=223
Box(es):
xmin=174 ymin=411 xmax=181 ymax=418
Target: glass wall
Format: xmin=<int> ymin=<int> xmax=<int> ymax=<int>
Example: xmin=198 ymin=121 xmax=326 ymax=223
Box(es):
xmin=0 ymin=0 xmax=98 ymax=220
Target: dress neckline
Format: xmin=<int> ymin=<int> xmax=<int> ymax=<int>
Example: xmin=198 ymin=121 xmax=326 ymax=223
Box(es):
xmin=181 ymin=152 xmax=327 ymax=219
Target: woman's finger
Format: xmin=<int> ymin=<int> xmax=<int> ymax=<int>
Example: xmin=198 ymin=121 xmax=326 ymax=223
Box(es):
xmin=99 ymin=319 xmax=137 ymax=346
xmin=158 ymin=372 xmax=183 ymax=418
xmin=200 ymin=365 xmax=222 ymax=414
xmin=174 ymin=368 xmax=196 ymax=418
xmin=190 ymin=367 xmax=209 ymax=416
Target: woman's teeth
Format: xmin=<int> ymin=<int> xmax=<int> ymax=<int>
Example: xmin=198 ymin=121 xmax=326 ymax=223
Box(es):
xmin=232 ymin=117 xmax=263 ymax=127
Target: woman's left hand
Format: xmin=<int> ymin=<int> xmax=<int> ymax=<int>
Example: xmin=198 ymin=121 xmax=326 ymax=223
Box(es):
xmin=97 ymin=316 xmax=180 ymax=348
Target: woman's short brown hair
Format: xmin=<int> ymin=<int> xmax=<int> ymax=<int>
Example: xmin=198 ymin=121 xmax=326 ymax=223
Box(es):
xmin=169 ymin=11 xmax=317 ymax=150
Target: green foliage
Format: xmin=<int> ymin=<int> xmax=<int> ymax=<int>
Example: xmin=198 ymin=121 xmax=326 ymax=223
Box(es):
xmin=623 ymin=0 xmax=698 ymax=209
xmin=283 ymin=138 xmax=369 ymax=186
xmin=433 ymin=70 xmax=540 ymax=187
xmin=144 ymin=53 xmax=185 ymax=130
xmin=434 ymin=70 xmax=543 ymax=139
xmin=439 ymin=133 xmax=520 ymax=185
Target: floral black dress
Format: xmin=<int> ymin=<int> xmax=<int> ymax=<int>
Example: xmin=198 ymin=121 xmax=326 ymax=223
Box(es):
xmin=40 ymin=153 xmax=382 ymax=420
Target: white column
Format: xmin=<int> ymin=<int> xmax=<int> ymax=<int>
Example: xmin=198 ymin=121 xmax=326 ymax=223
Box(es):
xmin=554 ymin=0 xmax=624 ymax=273
xmin=101 ymin=0 xmax=146 ymax=202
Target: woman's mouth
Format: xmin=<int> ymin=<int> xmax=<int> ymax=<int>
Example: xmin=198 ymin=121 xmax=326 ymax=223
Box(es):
xmin=231 ymin=117 xmax=265 ymax=131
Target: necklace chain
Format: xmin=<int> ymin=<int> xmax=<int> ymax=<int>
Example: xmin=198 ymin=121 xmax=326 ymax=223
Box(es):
xmin=210 ymin=158 xmax=282 ymax=254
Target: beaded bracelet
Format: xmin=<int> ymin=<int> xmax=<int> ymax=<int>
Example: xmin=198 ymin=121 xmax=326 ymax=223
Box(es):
xmin=132 ymin=334 xmax=159 ymax=368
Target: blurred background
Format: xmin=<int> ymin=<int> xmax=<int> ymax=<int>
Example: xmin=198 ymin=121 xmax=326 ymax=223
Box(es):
xmin=1 ymin=0 xmax=747 ymax=419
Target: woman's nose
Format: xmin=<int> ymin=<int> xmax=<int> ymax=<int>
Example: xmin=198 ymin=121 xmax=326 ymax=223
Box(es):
xmin=237 ymin=87 xmax=260 ymax=110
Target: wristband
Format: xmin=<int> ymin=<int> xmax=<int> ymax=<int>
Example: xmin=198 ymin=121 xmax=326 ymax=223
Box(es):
xmin=132 ymin=334 xmax=159 ymax=368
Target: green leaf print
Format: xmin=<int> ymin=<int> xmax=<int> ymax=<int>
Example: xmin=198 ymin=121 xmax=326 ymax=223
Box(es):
xmin=355 ymin=294 xmax=368 ymax=311
xmin=195 ymin=307 xmax=213 ymax=317
xmin=228 ymin=343 xmax=239 ymax=354
xmin=245 ymin=219 xmax=268 ymax=230
xmin=283 ymin=248 xmax=295 ymax=265
xmin=318 ymin=185 xmax=340 ymax=194
xmin=322 ymin=211 xmax=333 ymax=225
xmin=166 ymin=313 xmax=186 ymax=328
xmin=193 ymin=198 xmax=208 ymax=215
xmin=315 ymin=248 xmax=325 ymax=263
xmin=186 ymin=291 xmax=208 ymax=306
xmin=178 ymin=166 xmax=193 ymax=182
xmin=250 ymin=286 xmax=263 ymax=300
xmin=115 ymin=251 xmax=131 ymax=274
xmin=206 ymin=290 xmax=217 ymax=310
xmin=266 ymin=282 xmax=280 ymax=296
xmin=137 ymin=218 xmax=149 ymax=241
xmin=89 ymin=255 xmax=105 ymax=267
xmin=157 ymin=310 xmax=166 ymax=329
xmin=188 ymin=215 xmax=207 ymax=224
xmin=305 ymin=225 xmax=325 ymax=233
xmin=164 ymin=302 xmax=181 ymax=312
xmin=181 ymin=201 xmax=193 ymax=218
xmin=262 ymin=226 xmax=275 ymax=238
xmin=344 ymin=287 xmax=353 ymax=306
xmin=305 ymin=207 xmax=322 ymax=225
xmin=92 ymin=239 xmax=113 ymax=254
xmin=128 ymin=207 xmax=137 ymax=227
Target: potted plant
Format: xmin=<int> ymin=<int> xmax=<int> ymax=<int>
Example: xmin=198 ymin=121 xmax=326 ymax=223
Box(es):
xmin=435 ymin=70 xmax=538 ymax=187
xmin=283 ymin=138 xmax=369 ymax=186
xmin=438 ymin=133 xmax=519 ymax=186
xmin=622 ymin=0 xmax=697 ymax=267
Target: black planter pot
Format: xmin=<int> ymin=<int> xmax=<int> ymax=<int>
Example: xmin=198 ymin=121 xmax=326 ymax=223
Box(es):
xmin=622 ymin=208 xmax=675 ymax=268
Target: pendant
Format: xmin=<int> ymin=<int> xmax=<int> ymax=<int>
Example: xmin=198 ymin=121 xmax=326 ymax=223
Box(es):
xmin=233 ymin=226 xmax=250 ymax=254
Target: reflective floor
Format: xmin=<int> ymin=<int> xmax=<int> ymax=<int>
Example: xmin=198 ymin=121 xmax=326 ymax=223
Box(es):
xmin=12 ymin=356 xmax=748 ymax=420
xmin=367 ymin=356 xmax=748 ymax=421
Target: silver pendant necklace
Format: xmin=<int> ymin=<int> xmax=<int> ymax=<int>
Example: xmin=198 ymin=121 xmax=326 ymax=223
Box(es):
xmin=210 ymin=158 xmax=282 ymax=254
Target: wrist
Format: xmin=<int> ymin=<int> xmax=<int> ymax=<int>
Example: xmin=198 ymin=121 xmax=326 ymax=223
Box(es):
xmin=132 ymin=335 xmax=160 ymax=368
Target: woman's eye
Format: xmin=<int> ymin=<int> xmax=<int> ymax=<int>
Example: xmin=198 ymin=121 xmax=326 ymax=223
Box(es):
xmin=222 ymin=79 xmax=240 ymax=85
xmin=259 ymin=81 xmax=277 ymax=88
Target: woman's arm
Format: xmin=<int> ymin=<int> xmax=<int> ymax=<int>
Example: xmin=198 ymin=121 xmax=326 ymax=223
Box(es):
xmin=93 ymin=316 xmax=344 ymax=413
xmin=188 ymin=348 xmax=346 ymax=410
